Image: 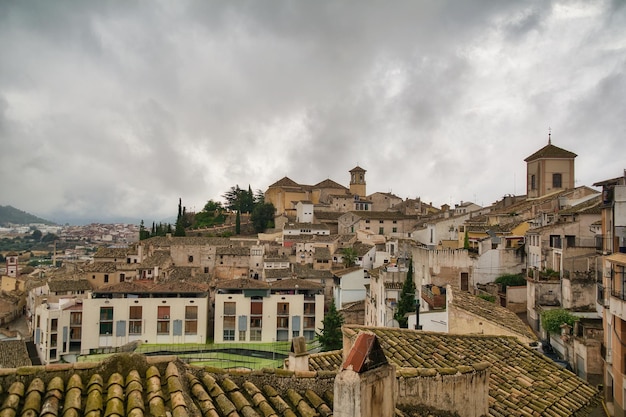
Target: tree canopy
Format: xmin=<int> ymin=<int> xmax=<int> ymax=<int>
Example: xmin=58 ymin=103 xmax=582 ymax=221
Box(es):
xmin=341 ymin=247 xmax=357 ymax=268
xmin=394 ymin=260 xmax=416 ymax=328
xmin=541 ymin=309 xmax=578 ymax=335
xmin=251 ymin=203 xmax=275 ymax=233
xmin=317 ymin=299 xmax=344 ymax=351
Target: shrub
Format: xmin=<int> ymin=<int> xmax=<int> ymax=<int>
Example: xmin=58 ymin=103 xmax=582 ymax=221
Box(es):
xmin=540 ymin=309 xmax=577 ymax=335
xmin=494 ymin=274 xmax=526 ymax=288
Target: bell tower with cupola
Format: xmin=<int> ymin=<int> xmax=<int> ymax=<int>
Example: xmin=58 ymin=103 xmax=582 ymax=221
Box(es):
xmin=349 ymin=166 xmax=367 ymax=198
xmin=524 ymin=131 xmax=577 ymax=198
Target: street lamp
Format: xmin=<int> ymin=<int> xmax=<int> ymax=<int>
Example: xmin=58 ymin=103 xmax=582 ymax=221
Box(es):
xmin=414 ymin=294 xmax=422 ymax=330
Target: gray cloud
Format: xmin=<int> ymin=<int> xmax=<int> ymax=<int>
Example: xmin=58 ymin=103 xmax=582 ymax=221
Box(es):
xmin=0 ymin=1 xmax=623 ymax=224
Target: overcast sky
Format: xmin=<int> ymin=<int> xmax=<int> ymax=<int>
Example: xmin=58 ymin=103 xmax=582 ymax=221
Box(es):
xmin=1 ymin=1 xmax=624 ymax=225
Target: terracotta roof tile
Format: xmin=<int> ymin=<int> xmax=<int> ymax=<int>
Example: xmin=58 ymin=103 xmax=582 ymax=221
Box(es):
xmin=524 ymin=143 xmax=577 ymax=162
xmin=339 ymin=326 xmax=598 ymax=417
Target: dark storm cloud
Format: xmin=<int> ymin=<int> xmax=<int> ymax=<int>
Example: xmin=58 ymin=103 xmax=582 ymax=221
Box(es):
xmin=0 ymin=1 xmax=623 ymax=223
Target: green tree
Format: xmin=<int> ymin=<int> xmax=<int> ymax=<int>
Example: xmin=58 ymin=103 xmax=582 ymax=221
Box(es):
xmin=342 ymin=247 xmax=357 ymax=268
xmin=495 ymin=273 xmax=526 ymax=288
xmin=317 ymin=299 xmax=344 ymax=351
xmin=394 ymin=260 xmax=416 ymax=328
xmin=463 ymin=229 xmax=470 ymax=250
xmin=174 ymin=198 xmax=186 ymax=237
xmin=31 ymin=229 xmax=43 ymax=241
xmin=251 ymin=202 xmax=275 ymax=232
xmin=541 ymin=309 xmax=578 ymax=335
xmin=235 ymin=210 xmax=241 ymax=235
xmin=41 ymin=233 xmax=59 ymax=243
xmin=139 ymin=220 xmax=150 ymax=240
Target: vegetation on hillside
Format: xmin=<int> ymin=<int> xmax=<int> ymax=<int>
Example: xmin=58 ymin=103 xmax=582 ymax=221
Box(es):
xmin=0 ymin=205 xmax=56 ymax=226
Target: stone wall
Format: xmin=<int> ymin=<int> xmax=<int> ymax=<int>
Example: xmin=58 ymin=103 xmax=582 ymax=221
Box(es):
xmin=395 ymin=365 xmax=490 ymax=417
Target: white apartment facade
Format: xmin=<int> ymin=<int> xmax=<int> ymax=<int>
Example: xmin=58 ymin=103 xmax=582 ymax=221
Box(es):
xmin=81 ymin=282 xmax=209 ymax=353
xmin=214 ymin=278 xmax=324 ymax=343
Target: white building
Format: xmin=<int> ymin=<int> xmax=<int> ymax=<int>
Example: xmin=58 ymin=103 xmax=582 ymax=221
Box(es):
xmin=214 ymin=278 xmax=324 ymax=343
xmin=33 ymin=297 xmax=85 ymax=364
xmin=81 ymin=281 xmax=209 ymax=353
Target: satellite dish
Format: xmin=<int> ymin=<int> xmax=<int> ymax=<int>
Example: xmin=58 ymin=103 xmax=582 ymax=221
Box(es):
xmin=386 ymin=319 xmax=400 ymax=328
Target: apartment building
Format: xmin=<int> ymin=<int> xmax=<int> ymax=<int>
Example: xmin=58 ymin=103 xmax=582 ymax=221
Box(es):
xmin=80 ymin=281 xmax=209 ymax=353
xmin=214 ymin=278 xmax=324 ymax=343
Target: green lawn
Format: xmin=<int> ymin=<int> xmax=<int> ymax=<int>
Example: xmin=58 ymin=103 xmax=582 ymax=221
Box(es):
xmin=78 ymin=340 xmax=321 ymax=369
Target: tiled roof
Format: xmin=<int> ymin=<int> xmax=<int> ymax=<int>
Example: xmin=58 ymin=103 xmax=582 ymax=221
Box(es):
xmin=140 ymin=250 xmax=172 ymax=268
xmin=95 ymin=280 xmax=208 ymax=294
xmin=292 ymin=264 xmax=334 ymax=279
xmin=215 ymin=246 xmax=250 ymax=256
xmin=0 ymin=340 xmax=30 ymax=368
xmin=48 ymin=279 xmax=92 ymax=293
xmin=268 ymin=176 xmax=302 ymax=188
xmin=333 ymin=266 xmax=363 ymax=277
xmin=216 ymin=278 xmax=269 ymax=290
xmin=83 ymin=262 xmax=117 ymax=273
xmin=264 ymin=268 xmax=294 ymax=279
xmin=449 ymin=288 xmax=537 ymax=341
xmin=308 ymin=349 xmax=343 ymax=371
xmin=0 ymin=354 xmax=339 ymax=417
xmin=353 ymin=242 xmax=374 ymax=256
xmin=348 ymin=211 xmax=415 ymax=220
xmin=524 ymin=142 xmax=577 ymax=162
xmin=339 ymin=326 xmax=598 ymax=417
xmin=313 ymin=179 xmax=347 ymax=189
xmin=314 ymin=247 xmax=331 ymax=260
xmin=93 ymin=247 xmax=133 ymax=259
xmin=270 ymin=278 xmax=323 ymax=291
xmin=313 ymin=211 xmax=343 ymax=220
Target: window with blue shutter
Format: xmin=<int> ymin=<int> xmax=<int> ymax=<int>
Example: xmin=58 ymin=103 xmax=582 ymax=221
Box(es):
xmin=116 ymin=320 xmax=126 ymax=337
xmin=173 ymin=320 xmax=183 ymax=336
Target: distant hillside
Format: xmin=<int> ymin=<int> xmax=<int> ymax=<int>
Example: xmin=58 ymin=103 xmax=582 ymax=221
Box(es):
xmin=0 ymin=205 xmax=56 ymax=226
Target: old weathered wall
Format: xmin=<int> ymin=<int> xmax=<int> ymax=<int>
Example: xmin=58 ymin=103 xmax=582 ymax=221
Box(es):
xmin=395 ymin=367 xmax=490 ymax=417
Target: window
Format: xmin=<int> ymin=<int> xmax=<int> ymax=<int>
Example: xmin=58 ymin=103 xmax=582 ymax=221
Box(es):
xmin=392 ymin=227 xmax=397 ymax=233
xmin=120 ymin=273 xmax=125 ymax=283
xmin=70 ymin=312 xmax=82 ymax=325
xmin=531 ymin=174 xmax=536 ymax=190
xmin=277 ymin=302 xmax=289 ymax=315
xmin=379 ymin=227 xmax=384 ymax=234
xmin=185 ymin=306 xmax=198 ymax=335
xmin=70 ymin=327 xmax=81 ymax=340
xmin=104 ymin=274 xmax=109 ymax=283
xmin=553 ymin=173 xmax=562 ymax=188
xmin=304 ymin=302 xmax=315 ymax=315
xmin=99 ymin=307 xmax=113 ymax=335
xmin=239 ymin=330 xmax=246 ymax=341
xmin=277 ymin=317 xmax=289 ymax=328
xmin=224 ymin=302 xmax=236 ymax=315
xmin=223 ymin=316 xmax=235 ymax=341
xmin=51 ymin=319 xmax=58 ymax=332
xmin=304 ymin=316 xmax=316 ymax=329
xmin=365 ymin=220 xmax=370 ymax=223
xmin=129 ymin=306 xmax=142 ymax=335
xmin=157 ymin=306 xmax=170 ymax=334
xmin=188 ymin=255 xmax=194 ymax=263
xmin=379 ymin=220 xmax=384 ymax=224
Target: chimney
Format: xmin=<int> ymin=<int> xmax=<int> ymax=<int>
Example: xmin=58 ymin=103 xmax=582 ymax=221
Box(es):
xmin=286 ymin=336 xmax=309 ymax=372
xmin=334 ymin=333 xmax=396 ymax=417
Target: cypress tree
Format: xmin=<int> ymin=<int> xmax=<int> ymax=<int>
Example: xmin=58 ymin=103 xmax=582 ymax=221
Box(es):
xmin=317 ymin=299 xmax=344 ymax=351
xmin=394 ymin=260 xmax=416 ymax=328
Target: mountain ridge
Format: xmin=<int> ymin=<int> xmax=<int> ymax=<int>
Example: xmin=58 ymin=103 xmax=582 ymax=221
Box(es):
xmin=0 ymin=205 xmax=57 ymax=226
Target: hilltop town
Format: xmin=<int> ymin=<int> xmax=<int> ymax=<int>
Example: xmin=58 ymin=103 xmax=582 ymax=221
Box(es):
xmin=0 ymin=138 xmax=624 ymax=417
